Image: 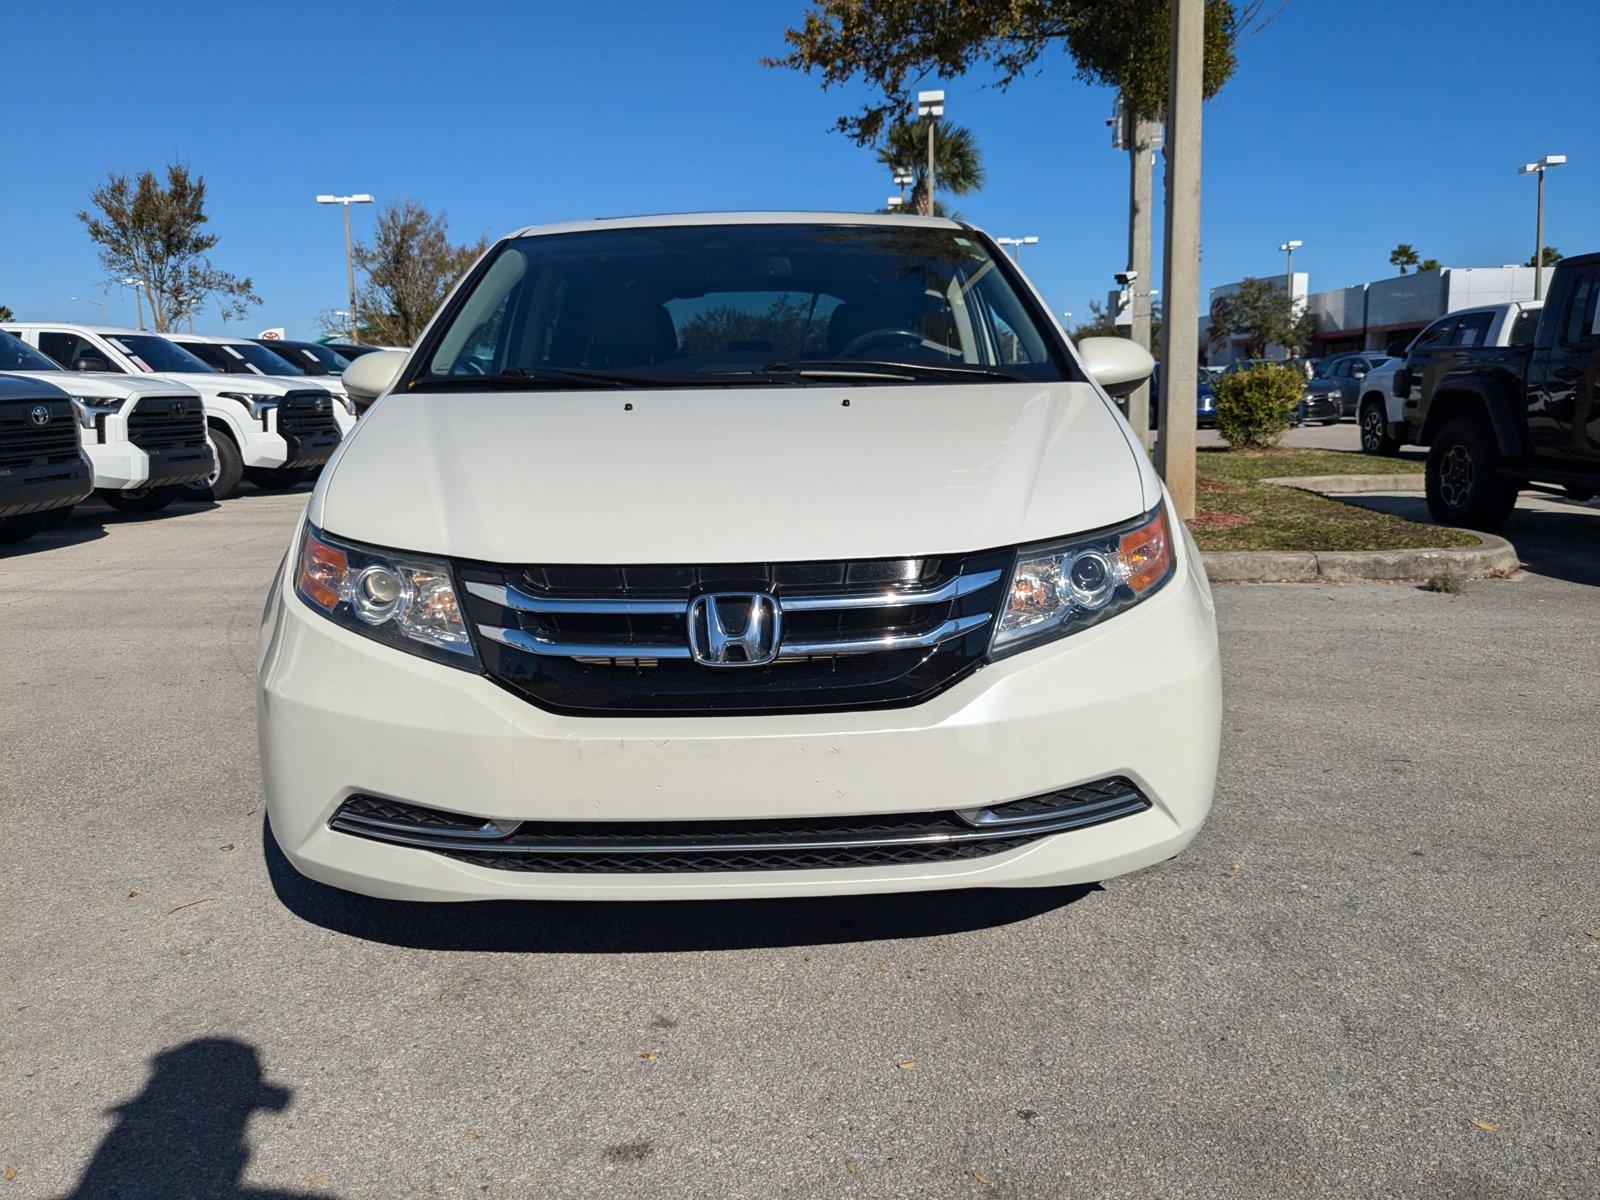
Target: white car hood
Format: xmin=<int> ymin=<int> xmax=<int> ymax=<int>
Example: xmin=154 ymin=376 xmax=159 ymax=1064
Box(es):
xmin=313 ymin=382 xmax=1148 ymax=563
xmin=10 ymin=371 xmax=200 ymax=400
xmin=142 ymin=371 xmax=301 ymax=396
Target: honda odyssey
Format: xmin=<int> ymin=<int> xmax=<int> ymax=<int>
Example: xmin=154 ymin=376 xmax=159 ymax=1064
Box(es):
xmin=258 ymin=212 xmax=1221 ymax=901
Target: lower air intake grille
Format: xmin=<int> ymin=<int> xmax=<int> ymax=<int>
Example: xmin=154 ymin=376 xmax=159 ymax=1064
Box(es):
xmin=328 ymin=777 xmax=1151 ymax=874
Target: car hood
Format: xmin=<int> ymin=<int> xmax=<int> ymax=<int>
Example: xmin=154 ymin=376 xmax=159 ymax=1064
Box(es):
xmin=313 ymin=382 xmax=1150 ymax=563
xmin=3 ymin=370 xmax=200 ymax=400
xmin=137 ymin=371 xmax=303 ymax=396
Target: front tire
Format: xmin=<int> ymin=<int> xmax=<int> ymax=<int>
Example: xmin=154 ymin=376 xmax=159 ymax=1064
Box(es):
xmin=1425 ymin=417 xmax=1518 ymax=530
xmin=101 ymin=486 xmax=178 ymax=514
xmin=180 ymin=430 xmax=245 ymax=501
xmin=246 ymin=466 xmax=310 ymax=491
xmin=1359 ymin=400 xmax=1399 ymax=456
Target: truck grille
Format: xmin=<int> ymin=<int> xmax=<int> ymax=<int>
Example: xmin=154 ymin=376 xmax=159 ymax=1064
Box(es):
xmin=127 ymin=396 xmax=206 ymax=450
xmin=0 ymin=397 xmax=80 ymax=469
xmin=277 ymin=390 xmax=339 ymax=439
xmin=328 ymin=778 xmax=1152 ymax=874
xmin=456 ymin=549 xmax=1013 ymax=716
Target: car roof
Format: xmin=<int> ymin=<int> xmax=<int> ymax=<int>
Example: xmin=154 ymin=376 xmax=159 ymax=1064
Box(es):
xmin=169 ymin=332 xmax=256 ymax=345
xmin=506 ymin=210 xmax=964 ymax=239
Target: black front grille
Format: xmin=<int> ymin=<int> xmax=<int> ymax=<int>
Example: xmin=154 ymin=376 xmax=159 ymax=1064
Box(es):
xmin=329 ymin=778 xmax=1152 ymax=874
xmin=0 ymin=398 xmax=80 ymax=469
xmin=127 ymin=397 xmax=206 ymax=450
xmin=456 ymin=549 xmax=1012 ymax=716
xmin=277 ymin=391 xmax=338 ymax=439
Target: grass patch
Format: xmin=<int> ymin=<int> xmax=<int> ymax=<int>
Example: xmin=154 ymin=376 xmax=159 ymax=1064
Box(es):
xmin=1190 ymin=447 xmax=1476 ymax=553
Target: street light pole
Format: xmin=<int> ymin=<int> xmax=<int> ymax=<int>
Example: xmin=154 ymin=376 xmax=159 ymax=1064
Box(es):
xmin=69 ymin=295 xmax=107 ymax=324
xmin=317 ymin=193 xmax=375 ymax=341
xmin=1156 ymin=0 xmax=1204 ymax=521
xmin=916 ymin=90 xmax=945 ymax=216
xmin=120 ymin=277 xmax=147 ymax=330
xmin=1518 ymin=155 xmax=1565 ymax=299
xmin=996 ymin=236 xmax=1039 ymax=262
xmin=1279 ymin=240 xmax=1302 ymax=311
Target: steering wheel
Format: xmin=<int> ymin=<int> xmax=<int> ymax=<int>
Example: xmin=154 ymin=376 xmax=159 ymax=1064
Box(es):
xmin=837 ymin=327 xmax=924 ymax=358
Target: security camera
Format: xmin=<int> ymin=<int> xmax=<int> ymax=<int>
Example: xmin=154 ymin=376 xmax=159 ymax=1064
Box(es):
xmin=1114 ymin=270 xmax=1138 ymax=286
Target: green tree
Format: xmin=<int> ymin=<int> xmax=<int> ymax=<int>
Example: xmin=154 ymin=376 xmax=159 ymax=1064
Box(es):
xmin=77 ymin=163 xmax=259 ymax=331
xmin=0 ymin=305 xmax=12 ymax=322
xmin=1526 ymin=245 xmax=1563 ymax=267
xmin=1069 ymin=297 xmax=1163 ymax=346
xmin=1388 ymin=243 xmax=1419 ymax=275
xmin=1208 ymin=277 xmax=1312 ymax=359
xmin=767 ymin=1 xmax=1272 ymax=144
xmin=353 ymin=200 xmax=488 ymax=346
xmin=876 ymin=117 xmax=984 ymax=215
xmin=1418 ymin=257 xmax=1442 ymax=272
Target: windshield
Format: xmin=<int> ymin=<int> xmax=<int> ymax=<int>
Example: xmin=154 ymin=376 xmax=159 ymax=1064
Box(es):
xmin=0 ymin=331 xmax=64 ymax=373
xmin=258 ymin=341 xmax=348 ymax=374
xmin=105 ymin=334 xmax=214 ymax=374
xmin=415 ymin=223 xmax=1070 ymax=387
xmin=220 ymin=341 xmax=308 ymax=375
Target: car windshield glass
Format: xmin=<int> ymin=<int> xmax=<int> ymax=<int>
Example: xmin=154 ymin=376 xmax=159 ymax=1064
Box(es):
xmin=0 ymin=331 xmax=63 ymax=372
xmin=217 ymin=341 xmax=307 ymax=375
xmin=416 ymin=223 xmax=1070 ymax=387
xmin=264 ymin=342 xmax=348 ymax=373
xmin=105 ymin=334 xmax=213 ymax=374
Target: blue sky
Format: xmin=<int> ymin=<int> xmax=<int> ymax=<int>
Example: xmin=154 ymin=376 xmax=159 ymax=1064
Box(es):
xmin=3 ymin=0 xmax=1596 ymax=338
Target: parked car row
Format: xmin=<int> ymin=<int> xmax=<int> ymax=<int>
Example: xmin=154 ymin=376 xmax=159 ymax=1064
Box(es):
xmin=0 ymin=323 xmax=387 ymax=544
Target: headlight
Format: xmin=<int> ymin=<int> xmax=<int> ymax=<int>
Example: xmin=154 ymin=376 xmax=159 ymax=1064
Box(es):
xmin=294 ymin=525 xmax=478 ymax=669
xmin=990 ymin=504 xmax=1175 ymax=658
xmin=219 ymin=391 xmax=279 ymax=425
xmin=70 ymin=396 xmax=124 ymax=429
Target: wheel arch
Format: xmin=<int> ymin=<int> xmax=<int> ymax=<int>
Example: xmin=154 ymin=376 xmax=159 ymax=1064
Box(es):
xmin=1422 ymin=385 xmax=1522 ymax=458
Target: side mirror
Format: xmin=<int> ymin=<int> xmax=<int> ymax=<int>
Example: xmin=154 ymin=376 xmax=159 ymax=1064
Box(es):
xmin=1076 ymin=336 xmax=1155 ymax=397
xmin=342 ymin=349 xmax=407 ymax=406
xmin=73 ymin=355 xmax=110 ymax=373
xmin=1351 ymin=367 xmax=1367 ymax=380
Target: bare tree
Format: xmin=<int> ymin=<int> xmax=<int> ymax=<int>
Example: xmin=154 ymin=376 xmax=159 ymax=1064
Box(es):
xmin=353 ymin=201 xmax=489 ymax=346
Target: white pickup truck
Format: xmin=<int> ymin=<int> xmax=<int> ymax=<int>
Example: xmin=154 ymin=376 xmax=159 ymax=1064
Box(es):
xmin=170 ymin=332 xmax=356 ymax=436
xmin=1 ymin=323 xmax=344 ymax=499
xmin=1357 ymin=300 xmax=1541 ymax=455
xmin=0 ymin=329 xmax=211 ymax=512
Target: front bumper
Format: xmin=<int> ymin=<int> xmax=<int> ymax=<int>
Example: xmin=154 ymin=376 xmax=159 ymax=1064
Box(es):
xmin=258 ymin=524 xmax=1222 ymax=901
xmin=0 ymin=455 xmax=93 ymax=519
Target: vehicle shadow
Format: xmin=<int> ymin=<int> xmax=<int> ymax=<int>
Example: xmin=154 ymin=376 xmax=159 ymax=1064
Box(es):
xmin=1337 ymin=491 xmax=1600 ymax=587
xmin=56 ymin=1037 xmax=330 ymax=1200
xmin=264 ymin=816 xmax=1095 ymax=953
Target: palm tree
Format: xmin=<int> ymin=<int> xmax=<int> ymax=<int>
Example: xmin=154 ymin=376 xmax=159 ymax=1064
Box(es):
xmin=1389 ymin=243 xmax=1419 ymax=276
xmin=877 ymin=118 xmax=985 ymax=216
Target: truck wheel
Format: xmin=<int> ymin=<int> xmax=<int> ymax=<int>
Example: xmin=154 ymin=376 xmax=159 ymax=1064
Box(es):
xmin=1425 ymin=417 xmax=1518 ymax=530
xmin=101 ymin=486 xmax=178 ymax=514
xmin=246 ymin=467 xmax=310 ymax=491
xmin=1562 ymin=484 xmax=1595 ymax=503
xmin=1359 ymin=400 xmax=1399 ymax=456
xmin=180 ymin=430 xmax=245 ymax=501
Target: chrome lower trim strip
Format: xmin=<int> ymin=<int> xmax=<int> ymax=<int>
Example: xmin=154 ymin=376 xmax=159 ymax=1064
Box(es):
xmin=329 ymin=794 xmax=1150 ymax=856
xmin=957 ymin=787 xmax=1146 ymax=827
xmin=775 ymin=612 xmax=992 ymax=658
xmin=779 ymin=569 xmax=1004 ymax=612
xmin=466 ymin=581 xmax=689 ymax=616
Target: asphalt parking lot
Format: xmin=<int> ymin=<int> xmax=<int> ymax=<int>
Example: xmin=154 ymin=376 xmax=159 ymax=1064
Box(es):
xmin=3 ymin=488 xmax=1596 ymax=1199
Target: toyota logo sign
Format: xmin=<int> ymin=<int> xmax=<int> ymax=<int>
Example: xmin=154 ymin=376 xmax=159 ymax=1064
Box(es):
xmin=29 ymin=405 xmax=51 ymax=427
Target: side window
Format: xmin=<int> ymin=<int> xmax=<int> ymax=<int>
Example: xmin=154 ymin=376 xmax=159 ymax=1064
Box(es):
xmin=1452 ymin=312 xmax=1493 ymax=347
xmin=1508 ymin=309 xmax=1539 ymax=346
xmin=38 ymin=331 xmax=125 ymax=373
xmin=1560 ymin=274 xmax=1600 ymax=347
xmin=1411 ymin=318 xmax=1457 ymax=353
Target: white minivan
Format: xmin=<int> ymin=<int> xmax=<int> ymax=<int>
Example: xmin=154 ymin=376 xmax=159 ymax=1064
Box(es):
xmin=258 ymin=212 xmax=1221 ymax=902
xmin=2 ymin=324 xmax=344 ymax=499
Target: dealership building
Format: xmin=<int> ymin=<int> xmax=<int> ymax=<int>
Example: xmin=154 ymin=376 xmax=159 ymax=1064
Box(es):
xmin=1198 ymin=265 xmax=1545 ymax=364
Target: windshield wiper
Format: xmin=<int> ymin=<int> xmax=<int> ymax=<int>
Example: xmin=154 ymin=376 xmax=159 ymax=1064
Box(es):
xmin=764 ymin=359 xmax=1024 ymax=383
xmin=411 ymin=367 xmax=629 ymax=390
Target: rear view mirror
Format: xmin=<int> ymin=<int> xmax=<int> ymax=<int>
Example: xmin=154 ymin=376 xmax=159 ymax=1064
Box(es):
xmin=1076 ymin=336 xmax=1155 ymax=397
xmin=342 ymin=349 xmax=408 ymax=405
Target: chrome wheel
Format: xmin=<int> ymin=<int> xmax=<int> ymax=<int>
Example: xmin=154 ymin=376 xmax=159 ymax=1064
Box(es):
xmin=1438 ymin=444 xmax=1475 ymax=510
xmin=1360 ymin=407 xmax=1385 ymax=452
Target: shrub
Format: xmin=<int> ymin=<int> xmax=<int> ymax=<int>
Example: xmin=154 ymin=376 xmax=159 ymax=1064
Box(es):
xmin=1213 ymin=363 xmax=1304 ymax=449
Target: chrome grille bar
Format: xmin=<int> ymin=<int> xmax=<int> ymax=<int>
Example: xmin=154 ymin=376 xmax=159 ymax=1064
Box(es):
xmin=477 ymin=623 xmax=694 ymax=659
xmin=774 ymin=613 xmax=991 ymax=659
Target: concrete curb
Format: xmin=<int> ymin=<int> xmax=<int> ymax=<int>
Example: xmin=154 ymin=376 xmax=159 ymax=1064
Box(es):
xmin=1200 ymin=473 xmax=1522 ymax=583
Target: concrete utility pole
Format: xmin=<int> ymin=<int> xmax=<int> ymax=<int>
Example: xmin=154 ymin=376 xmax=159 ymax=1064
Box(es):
xmin=1280 ymin=240 xmax=1302 ymax=310
xmin=317 ymin=193 xmax=375 ymax=341
xmin=1125 ymin=106 xmax=1158 ymax=449
xmin=1156 ymin=0 xmax=1204 ymax=521
xmin=916 ymin=91 xmax=945 ymax=216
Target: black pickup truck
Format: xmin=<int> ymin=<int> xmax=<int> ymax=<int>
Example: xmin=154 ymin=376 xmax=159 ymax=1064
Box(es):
xmin=1408 ymin=253 xmax=1600 ymax=529
xmin=0 ymin=372 xmax=93 ymax=543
